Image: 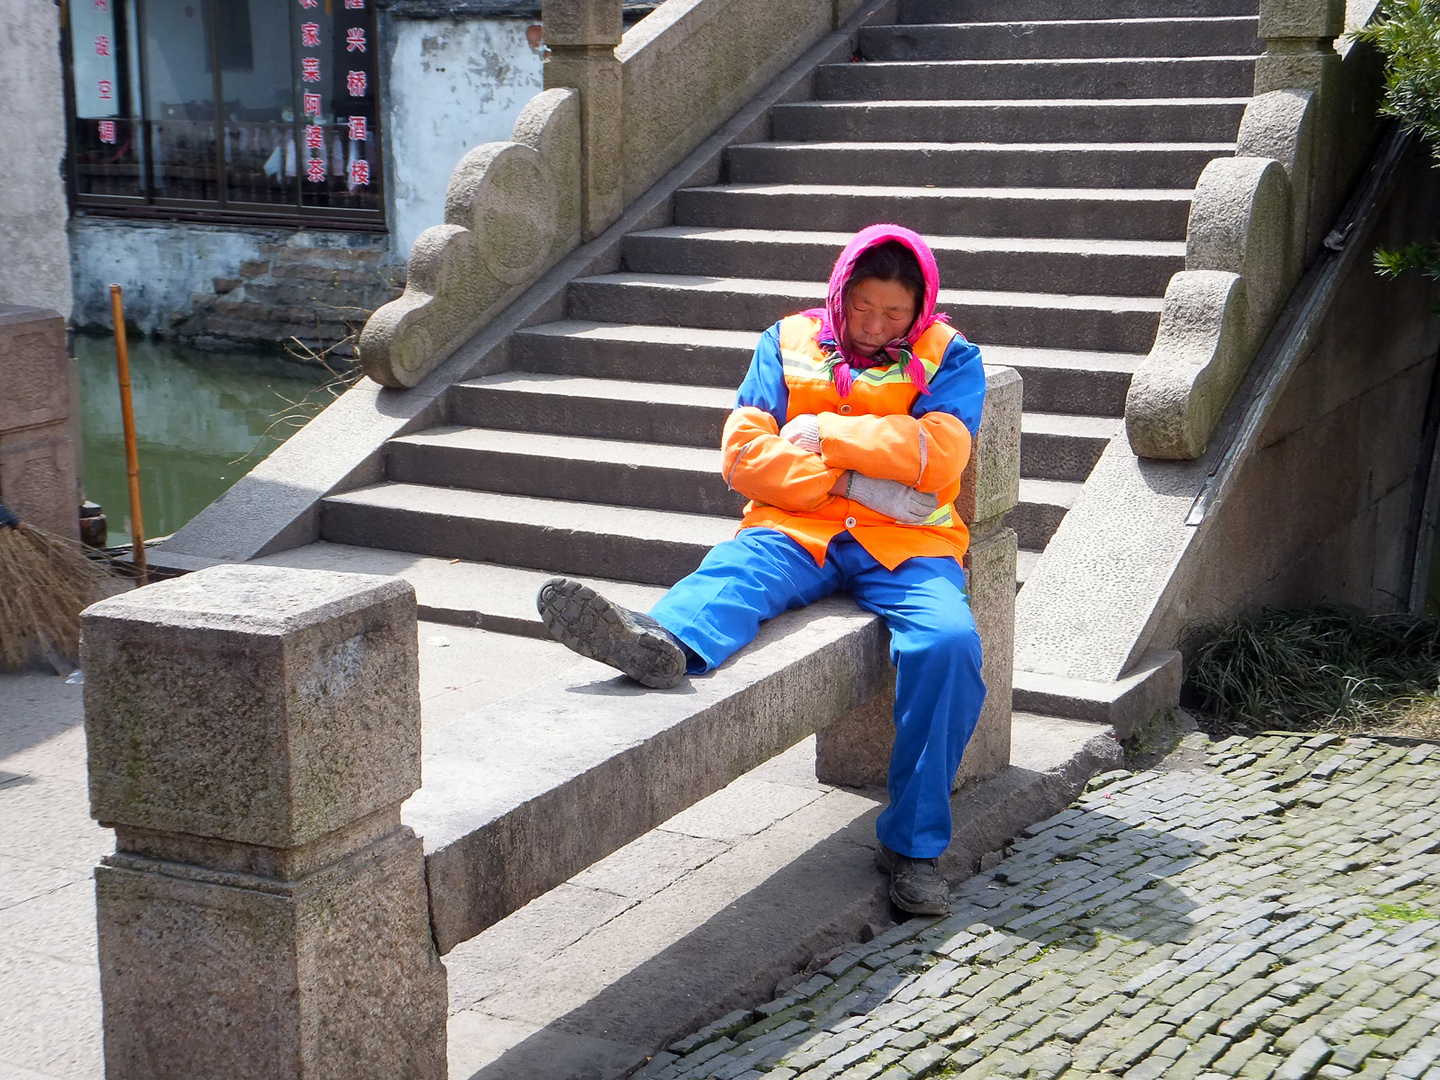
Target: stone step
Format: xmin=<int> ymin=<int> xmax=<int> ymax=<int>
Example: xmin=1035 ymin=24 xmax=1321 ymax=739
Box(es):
xmin=252 ymin=540 xmax=670 ymax=639
xmin=861 ymin=18 xmax=1261 ymax=62
xmin=725 ymin=140 xmax=1230 ymax=191
xmin=1016 ymin=547 xmax=1041 ymax=589
xmin=770 ymin=98 xmax=1248 ymax=144
xmin=674 ymin=184 xmax=1191 ymax=241
xmin=512 ymin=322 xmax=761 ymax=387
xmin=512 ymin=323 xmax=1140 ymax=418
xmin=900 ymin=0 xmax=1258 ymax=21
xmin=623 ymin=226 xmax=1185 ymax=297
xmin=1020 ymin=411 xmax=1120 ymax=482
xmin=448 ymin=371 xmax=736 ymax=448
xmin=320 ymin=482 xmax=737 ymax=587
xmin=387 ymin=426 xmax=744 ymax=517
xmin=983 ymin=344 xmax=1141 ymax=417
xmin=567 ymin=274 xmax=1164 ymax=353
xmin=817 ymin=56 xmax=1255 ymax=101
xmin=1008 ymin=476 xmax=1081 ymax=549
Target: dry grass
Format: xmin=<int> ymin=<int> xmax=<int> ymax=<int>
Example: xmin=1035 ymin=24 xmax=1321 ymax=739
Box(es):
xmin=1183 ymin=605 xmax=1440 ymax=738
xmin=0 ymin=524 xmax=121 ymax=670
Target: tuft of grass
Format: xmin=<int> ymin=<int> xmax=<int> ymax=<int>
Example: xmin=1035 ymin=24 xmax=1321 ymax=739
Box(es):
xmin=1183 ymin=605 xmax=1440 ymax=736
xmin=1363 ymin=901 xmax=1435 ymax=923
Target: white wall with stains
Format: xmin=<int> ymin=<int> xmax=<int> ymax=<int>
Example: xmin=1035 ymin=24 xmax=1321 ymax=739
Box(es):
xmin=0 ymin=0 xmax=73 ymax=317
xmin=384 ymin=17 xmax=546 ymax=263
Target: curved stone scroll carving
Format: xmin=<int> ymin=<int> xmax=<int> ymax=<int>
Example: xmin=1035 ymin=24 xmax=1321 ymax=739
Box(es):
xmin=1126 ymin=156 xmax=1293 ymax=460
xmin=360 ymin=89 xmax=582 ymax=389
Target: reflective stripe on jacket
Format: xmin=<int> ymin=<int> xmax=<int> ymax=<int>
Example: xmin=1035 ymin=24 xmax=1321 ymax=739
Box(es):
xmin=721 ymin=314 xmax=987 ymax=571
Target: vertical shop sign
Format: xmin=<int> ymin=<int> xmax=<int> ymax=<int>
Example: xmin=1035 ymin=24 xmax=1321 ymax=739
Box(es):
xmin=72 ymin=0 xmax=120 ymax=117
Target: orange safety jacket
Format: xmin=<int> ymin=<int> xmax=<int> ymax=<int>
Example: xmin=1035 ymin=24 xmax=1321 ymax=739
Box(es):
xmin=721 ymin=314 xmax=987 ymax=571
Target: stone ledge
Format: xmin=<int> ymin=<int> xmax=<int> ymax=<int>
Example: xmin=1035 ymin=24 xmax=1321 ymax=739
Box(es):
xmin=1011 ymin=649 xmax=1181 ymax=739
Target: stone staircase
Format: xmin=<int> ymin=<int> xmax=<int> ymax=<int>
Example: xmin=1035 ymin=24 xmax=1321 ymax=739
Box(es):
xmin=271 ymin=0 xmax=1259 ymax=626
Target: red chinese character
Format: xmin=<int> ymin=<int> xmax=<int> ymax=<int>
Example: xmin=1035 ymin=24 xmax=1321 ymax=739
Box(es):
xmin=304 ymin=124 xmax=323 ymax=149
xmin=301 ymin=22 xmax=319 ymax=46
xmin=302 ymin=57 xmax=321 ymax=82
xmin=93 ymin=0 xmax=109 ymax=11
xmin=346 ymin=70 xmax=366 ymax=96
xmin=98 ymin=120 xmax=117 ymax=144
xmin=306 ymin=157 xmax=326 ymax=182
xmin=347 ymin=115 xmax=367 ymax=140
xmin=350 ymin=159 xmax=370 ymax=186
xmin=95 ymin=34 xmax=110 ymax=56
xmin=344 ymin=0 xmax=363 ymax=8
xmin=97 ymin=79 xmax=113 ymax=100
xmin=298 ymin=0 xmax=317 ymax=8
xmin=302 ymin=92 xmax=322 ymax=116
xmin=345 ymin=27 xmax=365 ymax=51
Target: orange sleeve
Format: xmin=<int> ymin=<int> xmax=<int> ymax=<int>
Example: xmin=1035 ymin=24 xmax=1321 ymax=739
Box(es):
xmin=815 ymin=411 xmax=972 ymax=494
xmin=723 ymin=406 xmax=844 ymax=512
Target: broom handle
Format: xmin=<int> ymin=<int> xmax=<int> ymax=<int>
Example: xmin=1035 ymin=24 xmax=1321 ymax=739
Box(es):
xmin=110 ymin=284 xmax=147 ymax=587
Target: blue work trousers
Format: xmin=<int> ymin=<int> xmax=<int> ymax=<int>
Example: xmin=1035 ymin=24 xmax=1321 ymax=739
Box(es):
xmin=649 ymin=528 xmax=986 ymax=859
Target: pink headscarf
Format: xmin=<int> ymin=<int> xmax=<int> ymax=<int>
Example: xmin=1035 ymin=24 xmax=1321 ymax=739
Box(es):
xmin=800 ymin=223 xmax=947 ymax=398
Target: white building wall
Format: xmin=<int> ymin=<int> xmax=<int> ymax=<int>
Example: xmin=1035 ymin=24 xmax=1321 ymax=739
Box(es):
xmin=384 ymin=17 xmax=545 ymax=262
xmin=0 ymin=0 xmax=74 ymax=318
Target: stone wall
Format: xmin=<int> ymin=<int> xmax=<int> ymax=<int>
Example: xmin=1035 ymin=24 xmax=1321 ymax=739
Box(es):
xmin=0 ymin=306 xmax=79 ymax=540
xmin=1171 ymin=144 xmax=1440 ymax=636
xmin=0 ymin=0 xmax=73 ymax=318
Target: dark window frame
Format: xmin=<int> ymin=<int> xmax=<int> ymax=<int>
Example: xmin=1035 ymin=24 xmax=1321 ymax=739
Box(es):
xmin=60 ymin=0 xmax=386 ymax=230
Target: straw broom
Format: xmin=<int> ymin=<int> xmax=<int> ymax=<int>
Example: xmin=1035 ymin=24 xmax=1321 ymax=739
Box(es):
xmin=0 ymin=500 xmax=119 ymax=672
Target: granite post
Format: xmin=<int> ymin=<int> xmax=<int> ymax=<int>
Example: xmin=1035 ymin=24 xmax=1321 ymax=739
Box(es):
xmin=82 ymin=564 xmax=448 ymax=1080
xmin=0 ymin=304 xmax=78 ymax=540
xmin=542 ymin=0 xmax=624 ymax=240
xmin=815 ymin=366 xmax=1022 ymax=789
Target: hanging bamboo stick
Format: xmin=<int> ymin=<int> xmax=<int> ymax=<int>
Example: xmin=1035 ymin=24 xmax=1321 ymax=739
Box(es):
xmin=109 ymin=284 xmax=147 ymax=587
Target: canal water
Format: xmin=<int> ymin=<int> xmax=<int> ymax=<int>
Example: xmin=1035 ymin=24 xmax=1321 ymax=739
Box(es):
xmin=76 ymin=334 xmax=338 ymax=546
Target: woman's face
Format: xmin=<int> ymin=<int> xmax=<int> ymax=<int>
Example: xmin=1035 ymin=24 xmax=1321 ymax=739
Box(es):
xmin=844 ymin=276 xmax=919 ymax=357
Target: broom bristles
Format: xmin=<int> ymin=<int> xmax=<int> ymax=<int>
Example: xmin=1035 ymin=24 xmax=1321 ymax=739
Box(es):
xmin=0 ymin=523 xmax=122 ymax=671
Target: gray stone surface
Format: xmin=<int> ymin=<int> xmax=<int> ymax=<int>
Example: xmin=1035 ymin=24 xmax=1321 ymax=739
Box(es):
xmin=0 ymin=0 xmax=71 ymax=319
xmin=361 ymin=88 xmax=583 ymax=388
xmin=0 ymin=305 xmax=78 ymax=541
xmin=82 ymin=565 xmax=421 ymax=848
xmin=2 ymin=664 xmax=1121 ymax=1080
xmin=81 ymin=565 xmax=448 ymax=1079
xmin=648 ymin=732 xmax=1440 ymax=1080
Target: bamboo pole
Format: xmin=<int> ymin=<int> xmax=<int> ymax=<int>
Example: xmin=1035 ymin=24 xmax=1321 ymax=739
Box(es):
xmin=109 ymin=284 xmax=147 ymax=587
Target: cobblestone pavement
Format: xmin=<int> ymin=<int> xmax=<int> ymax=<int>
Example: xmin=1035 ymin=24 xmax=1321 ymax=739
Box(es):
xmin=643 ymin=734 xmax=1440 ymax=1080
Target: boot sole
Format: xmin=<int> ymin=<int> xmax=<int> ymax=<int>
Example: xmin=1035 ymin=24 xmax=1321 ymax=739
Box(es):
xmin=876 ymin=845 xmax=951 ymax=916
xmin=536 ymin=577 xmax=687 ymax=690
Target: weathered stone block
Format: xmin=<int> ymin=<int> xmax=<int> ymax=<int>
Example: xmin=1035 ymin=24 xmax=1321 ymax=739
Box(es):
xmin=0 ymin=424 xmax=79 ymax=540
xmin=1257 ymin=0 xmax=1344 ymax=41
xmin=82 ymin=564 xmax=420 ymax=848
xmin=960 ymin=366 xmax=1022 ymax=527
xmin=540 ymin=0 xmax=623 ymax=47
xmin=0 ymin=305 xmax=69 ymax=433
xmin=96 ymin=829 xmax=447 ymax=1080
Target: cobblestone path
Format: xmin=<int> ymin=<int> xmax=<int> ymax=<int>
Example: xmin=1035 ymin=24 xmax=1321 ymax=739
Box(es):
xmin=643 ymin=734 xmax=1440 ymax=1080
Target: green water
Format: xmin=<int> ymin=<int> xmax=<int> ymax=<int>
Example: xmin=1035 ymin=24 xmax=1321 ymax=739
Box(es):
xmin=76 ymin=335 xmax=336 ymax=546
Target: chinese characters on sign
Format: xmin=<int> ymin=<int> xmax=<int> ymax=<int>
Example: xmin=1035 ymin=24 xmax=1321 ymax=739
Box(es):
xmin=346 ymin=27 xmax=365 ymax=51
xmin=94 ymin=34 xmax=110 ymax=56
xmin=303 ymin=92 xmax=322 ymax=116
xmin=307 ymin=158 xmax=326 ymax=182
xmin=301 ymin=22 xmax=320 ymax=46
xmin=302 ymin=57 xmax=321 ymax=82
xmin=350 ymin=159 xmax=369 ymax=185
xmin=98 ymin=120 xmax=117 ymax=144
xmin=347 ymin=115 xmax=366 ymax=141
xmin=97 ymin=79 xmax=113 ymax=100
xmin=347 ymin=70 xmax=365 ymax=96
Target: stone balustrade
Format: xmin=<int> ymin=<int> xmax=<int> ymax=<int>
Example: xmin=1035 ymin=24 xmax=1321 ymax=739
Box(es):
xmin=360 ymin=0 xmax=861 ymax=388
xmin=82 ymin=565 xmax=448 ymax=1080
xmin=1124 ymin=0 xmax=1379 ymax=460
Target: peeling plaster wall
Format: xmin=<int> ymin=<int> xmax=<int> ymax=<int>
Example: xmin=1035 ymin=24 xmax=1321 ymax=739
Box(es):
xmin=382 ymin=17 xmax=545 ymax=262
xmin=0 ymin=0 xmax=73 ymax=318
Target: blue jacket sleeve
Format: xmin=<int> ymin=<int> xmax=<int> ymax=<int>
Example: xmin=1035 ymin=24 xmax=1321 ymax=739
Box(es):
xmin=912 ymin=333 xmax=985 ymax=435
xmin=734 ymin=323 xmax=790 ymax=428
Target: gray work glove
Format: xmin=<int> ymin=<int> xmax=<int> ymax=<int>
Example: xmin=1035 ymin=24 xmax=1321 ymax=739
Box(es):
xmin=847 ymin=473 xmax=939 ymax=525
xmin=779 ymin=413 xmax=821 ymax=454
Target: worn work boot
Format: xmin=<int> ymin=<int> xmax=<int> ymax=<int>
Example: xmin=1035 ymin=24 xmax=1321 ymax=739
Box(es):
xmin=536 ymin=577 xmax=688 ymax=689
xmin=876 ymin=843 xmax=951 ymax=916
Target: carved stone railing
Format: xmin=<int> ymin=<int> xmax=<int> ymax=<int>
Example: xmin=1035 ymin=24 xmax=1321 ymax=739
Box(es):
xmin=360 ymin=0 xmax=861 ymax=388
xmin=1125 ymin=0 xmax=1382 ymax=459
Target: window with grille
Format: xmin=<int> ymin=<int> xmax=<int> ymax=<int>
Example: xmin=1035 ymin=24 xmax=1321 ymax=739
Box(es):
xmin=63 ymin=0 xmax=384 ymax=226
